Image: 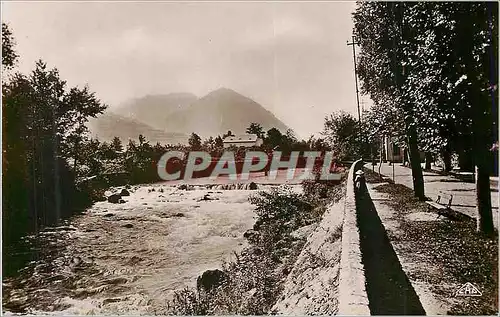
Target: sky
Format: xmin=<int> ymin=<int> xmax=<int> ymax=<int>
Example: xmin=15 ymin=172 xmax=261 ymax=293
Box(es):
xmin=3 ymin=1 xmax=373 ymax=139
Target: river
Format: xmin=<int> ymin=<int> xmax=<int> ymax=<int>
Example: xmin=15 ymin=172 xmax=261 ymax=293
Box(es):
xmin=3 ymin=183 xmax=281 ymax=315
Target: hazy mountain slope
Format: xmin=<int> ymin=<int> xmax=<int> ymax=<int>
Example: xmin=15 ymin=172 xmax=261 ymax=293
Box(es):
xmin=119 ymin=93 xmax=198 ymax=130
xmin=87 ymin=111 xmax=188 ymax=145
xmin=163 ymin=88 xmax=291 ymax=137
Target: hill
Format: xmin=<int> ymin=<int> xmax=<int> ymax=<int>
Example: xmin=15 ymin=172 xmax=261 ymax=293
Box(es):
xmin=89 ymin=88 xmax=292 ymax=143
xmin=162 ymin=88 xmax=291 ymax=137
xmin=87 ymin=111 xmax=188 ymax=145
xmin=119 ymin=93 xmax=198 ymax=130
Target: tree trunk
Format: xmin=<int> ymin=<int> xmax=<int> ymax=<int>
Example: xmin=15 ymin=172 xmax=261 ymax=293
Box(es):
xmin=402 ymin=148 xmax=408 ymax=166
xmin=469 ymin=83 xmax=494 ymax=235
xmin=378 ymin=136 xmax=383 ymax=178
xmin=458 ymin=148 xmax=474 ymax=172
xmin=424 ymin=152 xmax=432 ymax=170
xmin=476 ymin=161 xmax=493 ymax=235
xmin=407 ymin=125 xmax=425 ymax=200
xmin=442 ymin=148 xmax=452 ymax=173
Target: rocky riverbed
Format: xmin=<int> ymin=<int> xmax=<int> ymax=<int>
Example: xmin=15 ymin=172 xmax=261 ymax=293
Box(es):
xmin=3 ymin=183 xmax=289 ymax=315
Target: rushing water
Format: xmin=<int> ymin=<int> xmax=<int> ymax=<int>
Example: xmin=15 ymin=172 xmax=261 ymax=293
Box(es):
xmin=2 ymin=183 xmax=267 ymax=315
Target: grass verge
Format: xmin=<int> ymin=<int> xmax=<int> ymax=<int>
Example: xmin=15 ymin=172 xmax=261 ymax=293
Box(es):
xmin=365 ymin=168 xmax=498 ymax=315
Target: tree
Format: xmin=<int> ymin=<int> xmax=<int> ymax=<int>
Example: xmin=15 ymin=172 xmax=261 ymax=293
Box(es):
xmin=111 ymin=136 xmax=123 ymax=154
xmin=401 ymin=2 xmax=497 ymax=233
xmin=307 ymin=136 xmax=329 ymax=152
xmin=2 ymin=23 xmax=18 ymax=69
xmin=79 ymin=138 xmax=103 ymax=176
xmin=99 ymin=137 xmax=123 ymax=161
xmin=264 ymin=128 xmax=283 ymax=150
xmin=188 ymin=132 xmax=202 ymax=151
xmin=322 ymin=111 xmax=365 ymax=161
xmin=353 ymin=2 xmax=497 ymax=232
xmin=123 ymin=135 xmax=159 ymax=184
xmin=353 ymin=2 xmax=425 ymax=200
xmin=214 ymin=135 xmax=223 ymax=146
xmin=214 ymin=135 xmax=224 ymax=148
xmin=2 ymin=26 xmax=108 ymax=250
xmin=246 ymin=123 xmax=265 ymax=138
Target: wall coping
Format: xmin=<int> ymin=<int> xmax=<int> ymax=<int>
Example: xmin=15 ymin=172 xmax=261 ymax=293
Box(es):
xmin=337 ymin=159 xmax=370 ymax=315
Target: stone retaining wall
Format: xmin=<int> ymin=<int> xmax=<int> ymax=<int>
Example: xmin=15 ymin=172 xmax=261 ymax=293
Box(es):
xmin=337 ymin=159 xmax=370 ymax=315
xmin=272 ymin=160 xmax=370 ymax=315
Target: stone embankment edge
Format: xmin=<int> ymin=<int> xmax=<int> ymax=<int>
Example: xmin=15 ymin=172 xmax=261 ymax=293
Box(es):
xmin=337 ymin=159 xmax=370 ymax=315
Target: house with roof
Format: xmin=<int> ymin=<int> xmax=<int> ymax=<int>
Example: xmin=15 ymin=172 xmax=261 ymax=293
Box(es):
xmin=223 ymin=134 xmax=263 ymax=148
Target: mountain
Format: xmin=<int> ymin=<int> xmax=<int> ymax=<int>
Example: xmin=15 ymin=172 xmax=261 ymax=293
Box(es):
xmin=162 ymin=88 xmax=291 ymax=137
xmin=119 ymin=93 xmax=198 ymax=130
xmin=87 ymin=111 xmax=188 ymax=145
xmin=89 ymin=88 xmax=292 ymax=144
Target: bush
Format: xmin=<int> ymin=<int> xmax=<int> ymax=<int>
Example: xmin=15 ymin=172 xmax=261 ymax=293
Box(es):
xmin=167 ymin=287 xmax=210 ymax=315
xmin=250 ymin=186 xmax=313 ymax=229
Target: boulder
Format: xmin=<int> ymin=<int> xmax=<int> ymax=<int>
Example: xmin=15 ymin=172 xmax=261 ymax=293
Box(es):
xmin=120 ymin=189 xmax=130 ymax=196
xmin=248 ymin=182 xmax=258 ymax=190
xmin=178 ymin=184 xmax=188 ymax=190
xmin=200 ymin=194 xmax=212 ymax=201
xmin=243 ymin=229 xmax=260 ymax=243
xmin=196 ymin=269 xmax=227 ymax=293
xmin=107 ymin=194 xmax=122 ymax=204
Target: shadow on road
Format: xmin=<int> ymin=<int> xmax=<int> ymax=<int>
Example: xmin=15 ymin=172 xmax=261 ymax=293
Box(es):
xmin=355 ymin=188 xmax=426 ymax=315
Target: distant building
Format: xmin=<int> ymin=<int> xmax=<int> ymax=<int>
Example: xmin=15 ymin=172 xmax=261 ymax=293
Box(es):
xmin=383 ymin=136 xmax=425 ymax=163
xmin=223 ymin=134 xmax=263 ymax=148
xmin=384 ymin=136 xmax=404 ymax=162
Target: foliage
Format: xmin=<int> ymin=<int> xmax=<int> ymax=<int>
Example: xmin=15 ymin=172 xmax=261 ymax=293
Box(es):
xmin=322 ymin=110 xmax=369 ymax=160
xmin=2 ymin=23 xmax=18 ymax=69
xmin=2 ymin=26 xmax=108 ymax=250
xmin=354 ymin=2 xmax=497 ymax=155
xmin=262 ymin=127 xmax=305 ymax=153
xmin=188 ymin=132 xmax=202 ymax=151
xmin=2 ymin=60 xmax=107 ymax=248
xmin=353 ymin=1 xmax=497 ymax=230
xmin=167 ymin=288 xmax=210 ymax=315
xmin=246 ymin=122 xmax=265 ymax=138
xmin=249 ymin=186 xmax=314 ymax=238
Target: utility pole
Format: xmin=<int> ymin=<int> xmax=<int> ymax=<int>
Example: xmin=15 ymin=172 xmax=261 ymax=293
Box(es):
xmin=347 ymin=35 xmax=361 ymax=123
xmin=348 ymin=35 xmax=365 ymax=161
